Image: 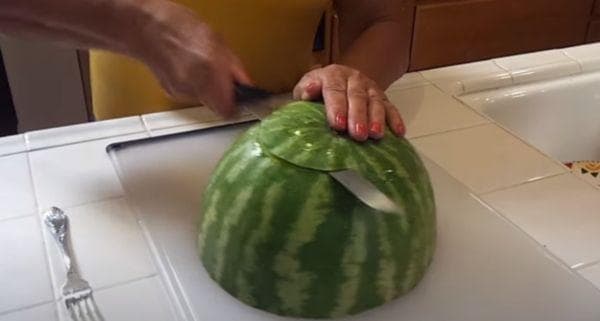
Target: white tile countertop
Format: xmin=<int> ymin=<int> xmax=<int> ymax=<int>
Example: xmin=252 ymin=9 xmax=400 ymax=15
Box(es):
xmin=2 ymin=44 xmax=600 ymax=320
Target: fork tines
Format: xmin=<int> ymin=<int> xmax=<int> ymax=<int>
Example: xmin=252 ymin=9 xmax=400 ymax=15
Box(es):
xmin=65 ymin=293 xmax=105 ymax=321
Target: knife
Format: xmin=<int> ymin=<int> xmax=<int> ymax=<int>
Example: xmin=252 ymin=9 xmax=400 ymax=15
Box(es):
xmin=234 ymin=83 xmax=403 ymax=215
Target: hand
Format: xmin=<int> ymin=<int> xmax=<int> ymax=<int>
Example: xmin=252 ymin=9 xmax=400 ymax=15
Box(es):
xmin=293 ymin=64 xmax=405 ymax=141
xmin=134 ymin=2 xmax=252 ymax=117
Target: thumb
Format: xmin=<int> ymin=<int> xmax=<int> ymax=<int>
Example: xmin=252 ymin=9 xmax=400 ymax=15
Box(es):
xmin=293 ymin=76 xmax=322 ymax=101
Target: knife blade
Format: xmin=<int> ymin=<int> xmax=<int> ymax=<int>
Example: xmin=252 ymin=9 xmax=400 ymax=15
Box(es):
xmin=234 ymin=83 xmax=292 ymax=119
xmin=233 ymin=83 xmax=403 ymax=215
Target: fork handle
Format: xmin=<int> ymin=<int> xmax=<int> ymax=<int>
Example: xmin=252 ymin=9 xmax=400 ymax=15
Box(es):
xmin=46 ymin=211 xmax=81 ymax=277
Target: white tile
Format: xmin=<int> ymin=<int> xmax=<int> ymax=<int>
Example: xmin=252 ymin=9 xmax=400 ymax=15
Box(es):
xmin=494 ymin=50 xmax=580 ymax=85
xmin=387 ymin=72 xmax=430 ymax=91
xmin=509 ymin=61 xmax=580 ymax=85
xmin=0 ymin=303 xmax=57 ymax=321
xmin=495 ymin=50 xmax=573 ymax=70
xmin=460 ymin=72 xmax=512 ymax=94
xmin=563 ymin=43 xmax=600 ymax=72
xmin=149 ymin=114 xmax=257 ymax=137
xmin=482 ymin=173 xmax=600 ymax=268
xmin=26 ymin=116 xmax=145 ymax=151
xmin=29 ymin=133 xmax=147 ymax=209
xmin=411 ymin=124 xmax=566 ymax=193
xmin=579 ymin=263 xmax=600 ymax=289
xmin=420 ymin=60 xmax=510 ymax=95
xmin=45 ymin=198 xmax=156 ymax=291
xmin=0 ymin=216 xmax=53 ymax=313
xmin=0 ymin=134 xmax=26 ymax=156
xmin=0 ymin=154 xmax=36 ymax=220
xmin=386 ymin=85 xmax=489 ymax=138
xmin=57 ymin=277 xmax=176 ymax=321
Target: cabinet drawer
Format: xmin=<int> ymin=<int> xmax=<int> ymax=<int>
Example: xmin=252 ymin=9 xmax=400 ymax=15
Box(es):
xmin=410 ymin=0 xmax=593 ymax=70
xmin=594 ymin=0 xmax=600 ymax=16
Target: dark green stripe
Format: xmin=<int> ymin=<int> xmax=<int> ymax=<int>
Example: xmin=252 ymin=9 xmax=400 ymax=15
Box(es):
xmin=243 ymin=165 xmax=322 ymax=314
xmin=200 ymin=136 xmax=263 ymax=276
xmin=297 ymin=175 xmax=356 ymax=317
xmin=217 ymin=157 xmax=274 ymax=295
xmin=349 ymin=209 xmax=384 ymax=314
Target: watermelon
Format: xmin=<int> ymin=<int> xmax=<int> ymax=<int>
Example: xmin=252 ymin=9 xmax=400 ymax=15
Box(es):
xmin=198 ymin=101 xmax=436 ymax=318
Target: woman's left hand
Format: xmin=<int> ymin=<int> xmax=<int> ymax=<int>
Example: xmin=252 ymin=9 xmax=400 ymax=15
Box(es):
xmin=293 ymin=64 xmax=405 ymax=141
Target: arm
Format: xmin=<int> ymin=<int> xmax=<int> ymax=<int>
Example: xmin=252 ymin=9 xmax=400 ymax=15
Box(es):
xmin=0 ymin=0 xmax=152 ymax=58
xmin=336 ymin=0 xmax=415 ymax=88
xmin=294 ymin=0 xmax=414 ymax=141
xmin=0 ymin=0 xmax=251 ymax=116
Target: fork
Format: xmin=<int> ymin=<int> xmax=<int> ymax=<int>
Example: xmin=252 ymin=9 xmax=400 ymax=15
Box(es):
xmin=44 ymin=207 xmax=106 ymax=321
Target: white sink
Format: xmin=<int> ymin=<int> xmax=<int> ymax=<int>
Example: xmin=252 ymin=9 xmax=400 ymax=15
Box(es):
xmin=461 ymin=72 xmax=600 ymax=163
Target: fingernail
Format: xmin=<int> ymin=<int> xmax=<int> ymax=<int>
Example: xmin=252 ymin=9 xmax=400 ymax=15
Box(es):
xmin=356 ymin=123 xmax=367 ymax=137
xmin=306 ymin=82 xmax=318 ymax=91
xmin=369 ymin=122 xmax=382 ymax=135
xmin=395 ymin=123 xmax=406 ymax=137
xmin=335 ymin=114 xmax=347 ymax=129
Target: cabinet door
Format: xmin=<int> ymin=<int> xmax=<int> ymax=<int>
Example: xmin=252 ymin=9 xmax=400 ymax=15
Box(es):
xmin=0 ymin=37 xmax=90 ymax=132
xmin=410 ymin=0 xmax=594 ymax=70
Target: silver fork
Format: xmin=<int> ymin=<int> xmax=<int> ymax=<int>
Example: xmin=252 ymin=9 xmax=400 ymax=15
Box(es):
xmin=44 ymin=207 xmax=106 ymax=321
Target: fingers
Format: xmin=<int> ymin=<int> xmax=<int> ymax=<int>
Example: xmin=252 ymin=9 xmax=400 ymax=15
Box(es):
xmin=203 ymin=71 xmax=236 ymax=118
xmin=321 ymin=74 xmax=349 ymax=132
xmin=346 ymin=75 xmax=369 ymax=141
xmin=302 ymin=65 xmax=406 ymax=140
xmin=385 ymin=100 xmax=406 ymax=137
xmin=367 ymin=88 xmax=386 ymax=139
xmin=229 ymin=53 xmax=254 ymax=86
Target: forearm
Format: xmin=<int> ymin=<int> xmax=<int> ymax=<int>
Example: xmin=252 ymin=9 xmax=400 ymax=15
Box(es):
xmin=336 ymin=0 xmax=415 ymax=89
xmin=0 ymin=0 xmax=162 ymax=57
xmin=339 ymin=21 xmax=411 ymax=89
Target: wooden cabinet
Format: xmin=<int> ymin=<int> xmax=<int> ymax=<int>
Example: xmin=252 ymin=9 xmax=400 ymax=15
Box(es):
xmin=409 ymin=0 xmax=595 ymax=71
xmin=588 ymin=0 xmax=600 ymax=42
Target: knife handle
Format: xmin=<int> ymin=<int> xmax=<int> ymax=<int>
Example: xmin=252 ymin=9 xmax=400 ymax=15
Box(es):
xmin=234 ymin=82 xmax=272 ymax=105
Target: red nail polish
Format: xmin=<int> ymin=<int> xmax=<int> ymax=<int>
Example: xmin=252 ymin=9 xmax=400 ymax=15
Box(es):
xmin=335 ymin=114 xmax=347 ymax=129
xmin=369 ymin=122 xmax=382 ymax=135
xmin=356 ymin=123 xmax=367 ymax=137
xmin=395 ymin=124 xmax=406 ymax=137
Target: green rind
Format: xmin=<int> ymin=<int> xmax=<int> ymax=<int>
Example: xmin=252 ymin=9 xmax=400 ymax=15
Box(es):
xmin=199 ymin=101 xmax=436 ymax=318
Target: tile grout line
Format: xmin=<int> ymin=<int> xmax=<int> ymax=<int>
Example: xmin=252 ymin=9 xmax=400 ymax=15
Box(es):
xmin=561 ymin=50 xmax=585 ymax=73
xmin=477 ymin=172 xmax=568 ymax=196
xmin=408 ymin=122 xmax=491 ymax=141
xmin=93 ymin=272 xmax=158 ymax=293
xmin=385 ymin=80 xmax=432 ymax=93
xmin=0 ymin=299 xmax=55 ymax=318
xmin=573 ymin=259 xmax=600 ymax=271
xmin=0 ymin=135 xmax=27 ymax=158
xmin=145 ymin=114 xmax=258 ymax=137
xmin=139 ymin=115 xmax=152 ymax=136
xmin=25 ymin=151 xmax=62 ymax=321
xmin=25 ymin=130 xmax=148 ymax=154
xmin=44 ymin=194 xmax=127 ymax=214
xmin=0 ymin=211 xmax=35 ymax=224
